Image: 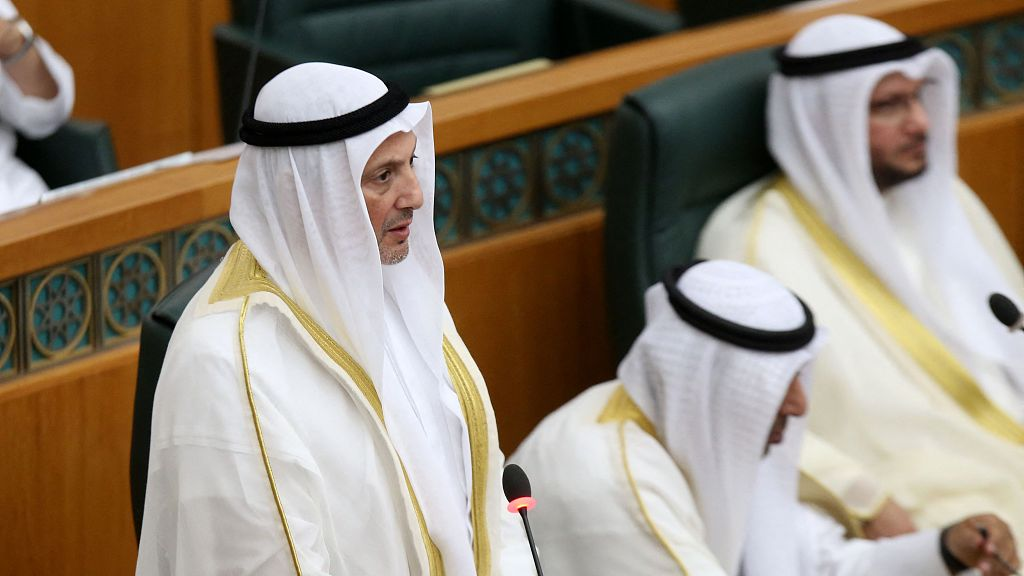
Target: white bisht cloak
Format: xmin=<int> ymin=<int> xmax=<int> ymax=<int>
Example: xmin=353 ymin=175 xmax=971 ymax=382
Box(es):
xmin=136 ymin=244 xmax=528 ymax=575
xmin=512 ymin=262 xmax=945 ymax=576
xmin=0 ymin=0 xmax=74 ymax=214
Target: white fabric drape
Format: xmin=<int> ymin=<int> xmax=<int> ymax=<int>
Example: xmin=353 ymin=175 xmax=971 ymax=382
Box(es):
xmin=0 ymin=0 xmax=74 ymax=214
xmin=768 ymin=14 xmax=1024 ymax=419
xmin=618 ymin=261 xmax=824 ymax=576
xmin=229 ymin=63 xmax=475 ymax=576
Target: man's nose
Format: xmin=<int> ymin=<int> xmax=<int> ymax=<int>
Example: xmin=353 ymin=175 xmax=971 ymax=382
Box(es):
xmin=906 ymin=98 xmax=930 ymax=135
xmin=783 ymin=379 xmax=808 ymax=417
xmin=397 ymin=172 xmax=424 ymax=210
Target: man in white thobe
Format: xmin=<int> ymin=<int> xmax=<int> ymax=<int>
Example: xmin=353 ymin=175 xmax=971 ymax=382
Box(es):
xmin=512 ymin=260 xmax=1018 ymax=576
xmin=136 ymin=63 xmax=531 ymax=575
xmin=0 ymin=1 xmax=74 ymax=213
xmin=699 ymin=14 xmax=1024 ymax=546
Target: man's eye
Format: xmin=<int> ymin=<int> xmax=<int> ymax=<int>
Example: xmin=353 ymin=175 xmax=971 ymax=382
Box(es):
xmin=871 ymin=99 xmax=901 ymax=112
xmin=376 ymin=170 xmax=392 ymax=183
xmin=410 ymin=154 xmax=418 ymax=167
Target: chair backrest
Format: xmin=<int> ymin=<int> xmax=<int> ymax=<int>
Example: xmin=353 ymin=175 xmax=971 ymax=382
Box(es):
xmin=15 ymin=119 xmax=117 ymax=189
xmin=214 ymin=26 xmax=312 ymax=144
xmin=129 ymin=264 xmax=216 ymax=541
xmin=216 ymin=0 xmax=555 ymax=142
xmin=602 ymin=46 xmax=778 ymax=359
xmin=216 ymin=0 xmax=687 ymax=142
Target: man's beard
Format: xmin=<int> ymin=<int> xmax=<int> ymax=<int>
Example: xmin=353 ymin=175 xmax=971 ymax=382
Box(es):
xmin=379 ymin=208 xmax=414 ymax=265
xmin=873 ymin=137 xmax=928 ymax=192
xmin=874 ymin=161 xmax=928 ymax=192
xmin=380 ymin=244 xmax=409 ymax=265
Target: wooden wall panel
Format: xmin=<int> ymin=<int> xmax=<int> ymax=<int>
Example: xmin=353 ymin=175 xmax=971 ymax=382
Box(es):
xmin=192 ymin=0 xmax=232 ymax=151
xmin=444 ymin=211 xmax=615 ymax=450
xmin=14 ymin=0 xmax=229 ymax=168
xmin=0 ymin=345 xmax=139 ymax=576
xmin=959 ymin=106 xmax=1024 ymax=259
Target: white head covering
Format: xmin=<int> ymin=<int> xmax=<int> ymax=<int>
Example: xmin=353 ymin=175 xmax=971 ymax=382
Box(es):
xmin=230 ymin=64 xmax=477 ymax=576
xmin=231 ymin=62 xmax=441 ymax=389
xmin=769 ymin=14 xmax=1024 ymax=410
xmin=619 ymin=260 xmax=825 ymax=576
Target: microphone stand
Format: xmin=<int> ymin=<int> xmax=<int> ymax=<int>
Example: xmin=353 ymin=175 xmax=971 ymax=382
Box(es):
xmin=518 ymin=507 xmax=545 ymax=576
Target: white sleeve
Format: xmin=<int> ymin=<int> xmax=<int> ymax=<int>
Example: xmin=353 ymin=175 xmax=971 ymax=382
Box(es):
xmin=801 ymin=505 xmax=947 ymax=576
xmin=0 ymin=36 xmax=75 ymax=138
xmin=135 ymin=335 xmax=338 ymax=576
xmin=137 ymin=443 xmax=337 ymax=576
xmin=799 ymin=431 xmax=889 ymax=531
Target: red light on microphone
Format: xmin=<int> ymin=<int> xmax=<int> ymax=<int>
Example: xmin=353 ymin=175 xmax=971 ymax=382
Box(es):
xmin=507 ymin=496 xmax=536 ymax=514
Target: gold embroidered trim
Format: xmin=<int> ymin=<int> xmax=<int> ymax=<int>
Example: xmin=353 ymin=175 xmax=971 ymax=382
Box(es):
xmin=402 ymin=470 xmax=446 ymax=576
xmin=444 ymin=338 xmax=492 ymax=576
xmin=239 ymin=295 xmax=303 ymax=576
xmin=599 ymin=385 xmax=688 ymax=573
xmin=217 ymin=242 xmax=446 ymax=575
xmin=618 ymin=421 xmax=690 ymax=576
xmin=797 ymin=472 xmax=867 ymax=539
xmin=597 ymin=385 xmax=657 ymax=438
xmin=744 ymin=187 xmax=770 ymax=265
xmin=213 ymin=243 xmax=384 ymax=421
xmin=771 ymin=177 xmax=1024 ymax=443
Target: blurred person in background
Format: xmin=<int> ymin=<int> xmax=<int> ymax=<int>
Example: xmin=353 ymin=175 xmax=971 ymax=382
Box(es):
xmin=0 ymin=0 xmax=73 ymax=214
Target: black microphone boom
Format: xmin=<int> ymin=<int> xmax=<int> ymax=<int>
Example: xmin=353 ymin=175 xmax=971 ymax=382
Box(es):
xmin=503 ymin=464 xmax=545 ymax=576
xmin=989 ymin=293 xmax=1024 ymax=332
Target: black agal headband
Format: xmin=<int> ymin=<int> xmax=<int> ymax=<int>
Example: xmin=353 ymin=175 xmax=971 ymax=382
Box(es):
xmin=239 ymin=84 xmax=410 ymax=147
xmin=662 ymin=261 xmax=816 ymax=352
xmin=775 ymin=37 xmax=927 ymax=77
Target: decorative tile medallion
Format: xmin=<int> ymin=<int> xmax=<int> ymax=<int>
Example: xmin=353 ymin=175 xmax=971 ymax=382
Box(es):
xmin=928 ymin=29 xmax=980 ymax=112
xmin=541 ymin=117 xmax=609 ymax=216
xmin=0 ymin=281 xmax=16 ymax=378
xmin=101 ymin=239 xmax=168 ymax=344
xmin=434 ymin=155 xmax=463 ymax=246
xmin=175 ymin=219 xmax=237 ymax=283
xmin=469 ymin=138 xmax=533 ymax=236
xmin=981 ymin=17 xmax=1024 ymax=107
xmin=27 ymin=260 xmax=92 ymax=368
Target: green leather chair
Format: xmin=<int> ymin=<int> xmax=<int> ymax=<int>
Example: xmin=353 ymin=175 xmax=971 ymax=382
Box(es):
xmin=214 ymin=0 xmax=680 ymax=142
xmin=130 ymin=264 xmax=216 ymax=541
xmin=602 ymin=47 xmax=778 ymax=360
xmin=15 ymin=119 xmax=117 ymax=189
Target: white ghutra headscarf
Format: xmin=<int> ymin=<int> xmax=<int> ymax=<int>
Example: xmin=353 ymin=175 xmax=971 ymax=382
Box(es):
xmin=230 ymin=63 xmax=477 ymax=576
xmin=769 ymin=14 xmax=1024 ymax=419
xmin=619 ymin=260 xmax=826 ymax=576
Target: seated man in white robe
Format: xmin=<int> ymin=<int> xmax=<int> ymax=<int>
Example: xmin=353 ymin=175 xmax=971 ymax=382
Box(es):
xmin=136 ymin=63 xmax=531 ymax=575
xmin=512 ymin=260 xmax=1018 ymax=576
xmin=698 ymin=14 xmax=1024 ymax=546
xmin=0 ymin=1 xmax=74 ymax=213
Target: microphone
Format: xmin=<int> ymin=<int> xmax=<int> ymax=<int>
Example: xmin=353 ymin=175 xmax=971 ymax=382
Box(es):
xmin=989 ymin=293 xmax=1024 ymax=332
xmin=237 ymin=0 xmax=269 ymax=140
xmin=503 ymin=464 xmax=545 ymax=576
